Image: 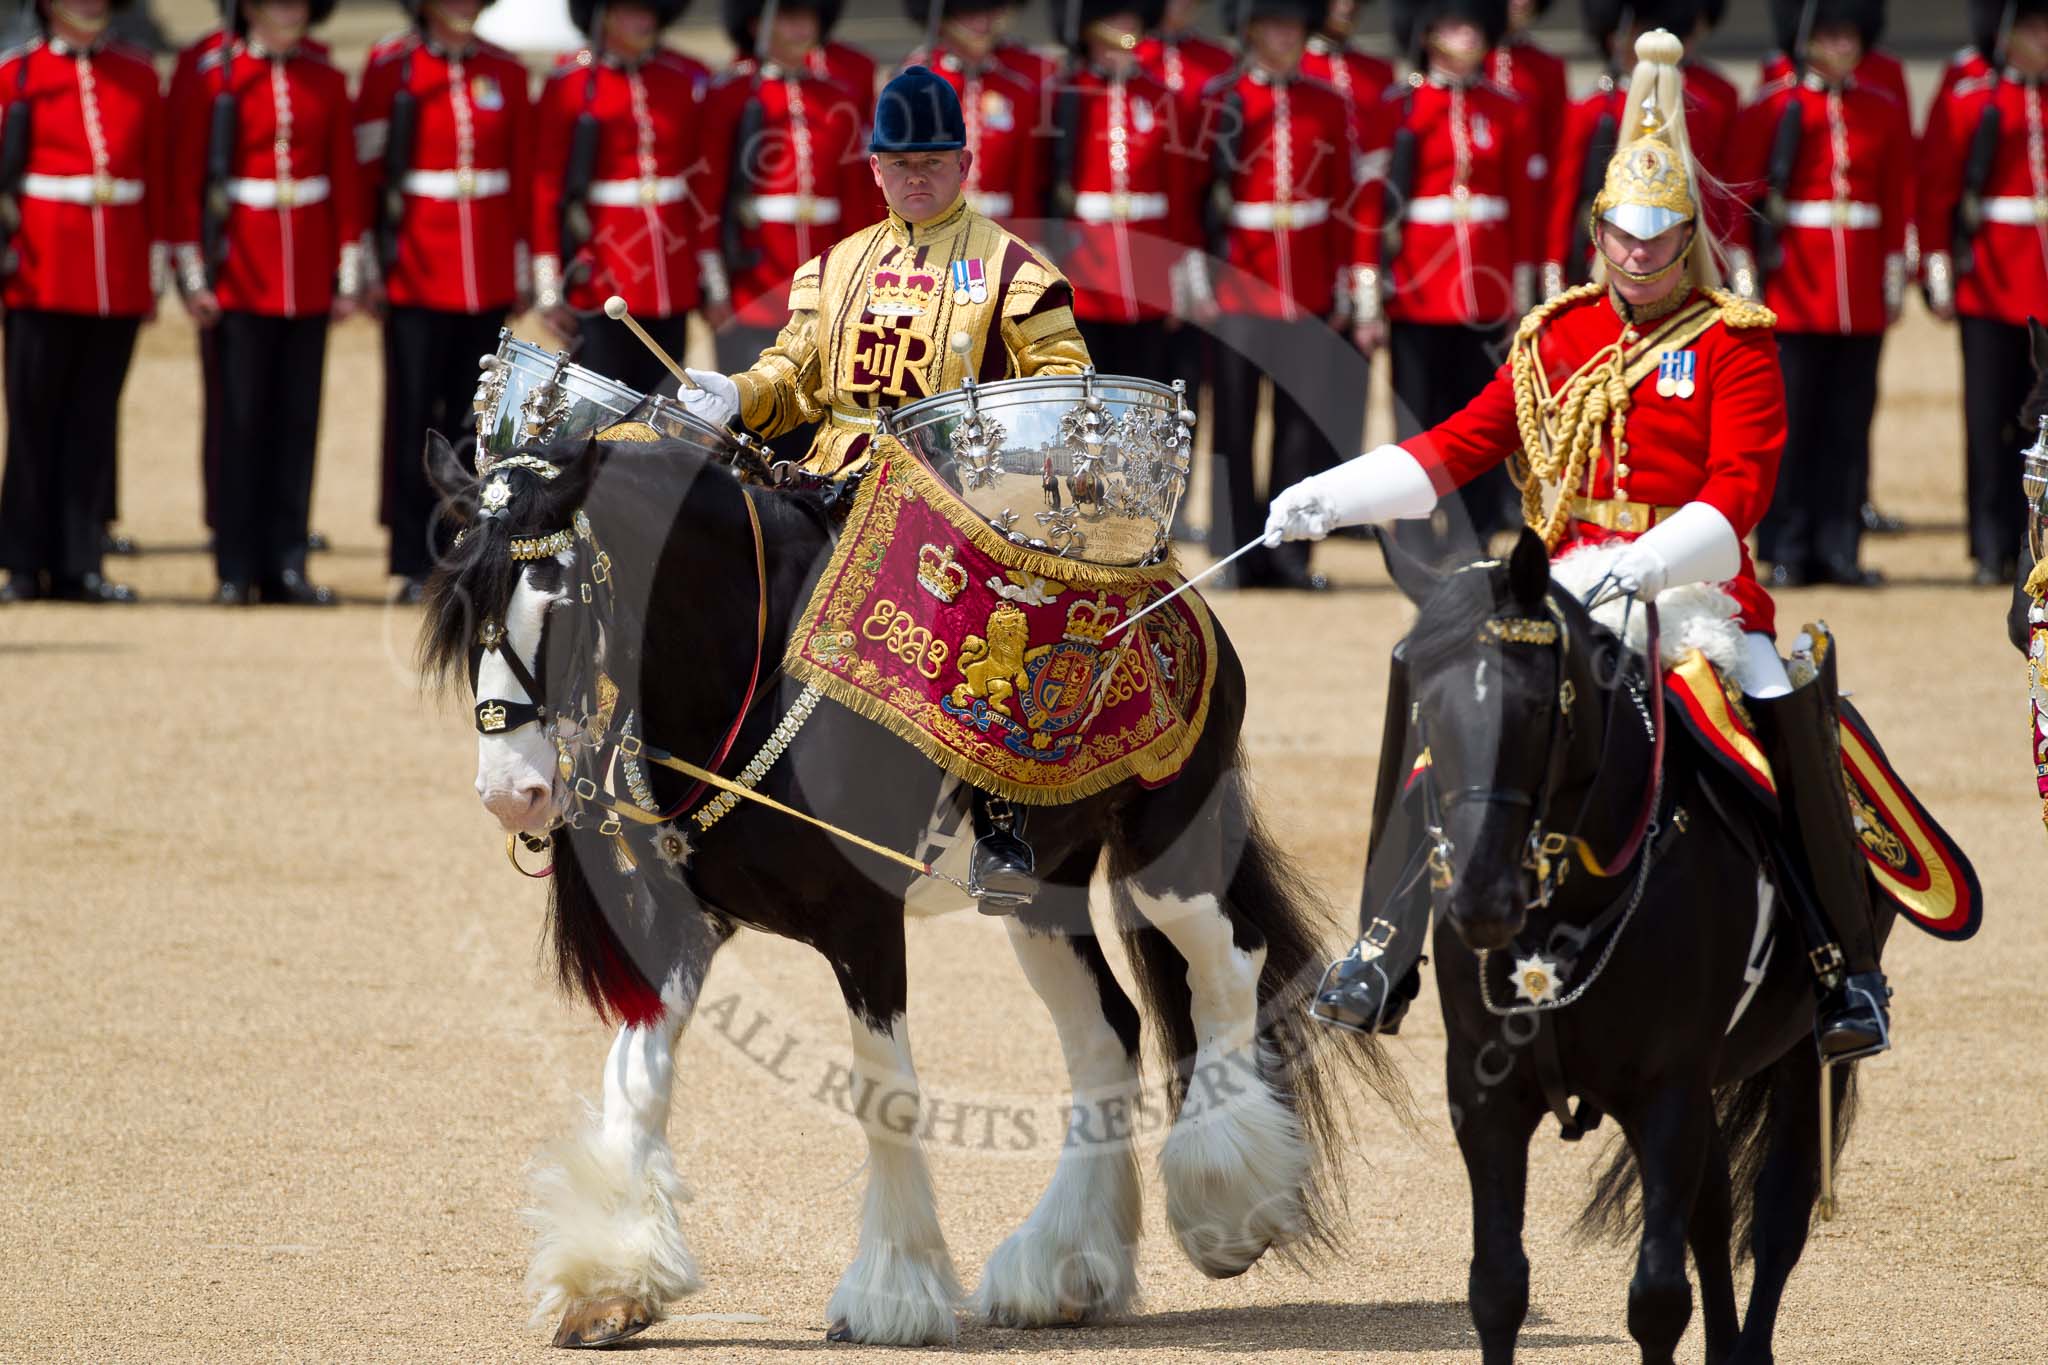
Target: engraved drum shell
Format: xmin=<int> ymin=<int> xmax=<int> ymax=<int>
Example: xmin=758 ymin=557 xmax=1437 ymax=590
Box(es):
xmin=474 ymin=330 xmax=744 ymax=462
xmin=881 ymin=369 xmax=1194 ymax=567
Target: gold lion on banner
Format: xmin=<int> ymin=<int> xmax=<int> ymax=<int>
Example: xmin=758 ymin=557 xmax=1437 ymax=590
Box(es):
xmin=953 ymin=604 xmax=1050 ymax=719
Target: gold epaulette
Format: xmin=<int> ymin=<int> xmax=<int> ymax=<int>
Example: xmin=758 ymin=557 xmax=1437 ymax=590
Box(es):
xmin=1706 ymin=287 xmax=1777 ymax=329
xmin=1515 ymin=281 xmax=1605 ymax=343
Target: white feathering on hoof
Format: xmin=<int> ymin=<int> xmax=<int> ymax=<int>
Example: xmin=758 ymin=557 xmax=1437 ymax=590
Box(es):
xmin=522 ymin=1117 xmax=702 ymax=1326
xmin=1158 ymin=1044 xmax=1314 ymax=1278
xmin=1549 ymin=541 xmax=1748 ymax=682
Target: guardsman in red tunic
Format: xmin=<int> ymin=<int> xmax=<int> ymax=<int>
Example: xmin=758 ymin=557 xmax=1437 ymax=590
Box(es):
xmin=0 ymin=0 xmax=162 ymax=603
xmin=1040 ymin=0 xmax=1196 ymax=381
xmin=798 ymin=2 xmax=885 ymax=225
xmin=1920 ymin=0 xmax=2048 ymax=586
xmin=1372 ymin=0 xmax=1538 ymax=545
xmin=1274 ymin=30 xmax=1895 ymax=1062
xmin=169 ymin=0 xmax=362 ymax=606
xmin=531 ymin=0 xmax=713 ymax=395
xmin=1488 ymin=0 xmax=1567 ymax=306
xmin=355 ymin=0 xmax=531 ymax=603
xmin=166 ymin=13 xmax=330 ymax=541
xmin=701 ymin=0 xmax=870 ymax=458
xmin=1550 ymin=0 xmax=1730 ymax=294
xmin=1726 ymin=0 xmax=1904 ymax=589
xmin=1136 ymin=0 xmax=1233 ymax=482
xmin=1190 ymin=0 xmax=1363 ymax=589
xmin=901 ymin=0 xmax=1044 ymax=232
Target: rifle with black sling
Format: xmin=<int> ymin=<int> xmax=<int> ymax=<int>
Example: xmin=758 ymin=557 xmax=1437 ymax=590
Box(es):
xmin=0 ymin=55 xmax=32 ymax=279
xmin=376 ymin=46 xmax=420 ymax=275
xmin=1955 ymin=102 xmax=2002 ymax=278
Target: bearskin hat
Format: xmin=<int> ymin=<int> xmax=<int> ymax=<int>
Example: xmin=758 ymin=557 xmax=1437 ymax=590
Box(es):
xmin=904 ymin=0 xmax=1010 ymax=30
xmin=232 ymin=0 xmax=338 ymax=34
xmin=569 ymin=0 xmax=692 ymax=40
xmin=1390 ymin=0 xmax=1509 ymax=56
xmin=1580 ymin=0 xmax=1702 ymax=49
xmin=1768 ymin=0 xmax=1883 ymax=55
xmin=722 ymin=0 xmax=841 ymax=51
xmin=1702 ymin=0 xmax=1726 ymax=26
xmin=1046 ymin=0 xmax=1168 ymax=50
xmin=1972 ymin=0 xmax=2048 ymax=62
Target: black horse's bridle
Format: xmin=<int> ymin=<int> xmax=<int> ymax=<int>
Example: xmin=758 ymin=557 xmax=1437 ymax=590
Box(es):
xmin=1419 ymin=590 xmax=1664 ymax=909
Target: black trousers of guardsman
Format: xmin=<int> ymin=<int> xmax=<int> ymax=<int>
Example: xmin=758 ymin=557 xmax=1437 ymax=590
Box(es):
xmin=1390 ymin=320 xmax=1515 ymax=556
xmin=213 ymin=311 xmax=329 ymax=590
xmin=383 ymin=306 xmax=508 ymax=579
xmin=578 ymin=308 xmax=691 ymax=399
xmin=1761 ymin=331 xmax=1883 ymax=577
xmin=1960 ymin=314 xmax=2035 ymax=575
xmin=715 ymin=323 xmax=815 ymax=465
xmin=1208 ymin=312 xmax=1365 ymax=587
xmin=0 ymin=309 xmax=141 ymax=586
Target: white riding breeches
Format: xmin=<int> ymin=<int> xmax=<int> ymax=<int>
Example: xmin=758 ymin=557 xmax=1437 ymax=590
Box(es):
xmin=1742 ymin=631 xmax=1793 ymax=700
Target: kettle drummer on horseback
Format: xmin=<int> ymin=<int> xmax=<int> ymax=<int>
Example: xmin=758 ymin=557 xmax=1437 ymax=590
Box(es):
xmin=672 ymin=63 xmax=1095 ymax=907
xmin=1266 ymin=27 xmax=1893 ymax=1064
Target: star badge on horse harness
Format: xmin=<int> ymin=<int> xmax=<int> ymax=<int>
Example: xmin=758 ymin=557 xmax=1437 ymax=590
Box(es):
xmin=481 ymin=476 xmax=513 ymax=515
xmin=1512 ymin=952 xmax=1566 ymax=1006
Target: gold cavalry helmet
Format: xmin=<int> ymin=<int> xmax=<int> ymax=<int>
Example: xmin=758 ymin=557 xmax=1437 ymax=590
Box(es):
xmin=1589 ymin=29 xmax=1699 ymax=245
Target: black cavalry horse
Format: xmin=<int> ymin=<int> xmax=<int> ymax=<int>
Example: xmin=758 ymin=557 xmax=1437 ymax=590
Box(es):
xmin=1388 ymin=530 xmax=1886 ymax=1365
xmin=417 ymin=433 xmax=1393 ymax=1348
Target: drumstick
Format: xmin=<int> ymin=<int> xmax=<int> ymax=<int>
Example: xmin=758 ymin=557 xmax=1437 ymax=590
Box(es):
xmin=603 ymin=296 xmax=699 ymax=391
xmin=1105 ymin=535 xmax=1269 ymax=637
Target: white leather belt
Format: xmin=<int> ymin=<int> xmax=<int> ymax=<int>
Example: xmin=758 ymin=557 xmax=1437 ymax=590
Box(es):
xmin=1979 ymin=195 xmax=2048 ymax=226
xmin=226 ymin=175 xmax=331 ymax=209
xmin=403 ymin=168 xmax=511 ymax=201
xmin=19 ymin=172 xmax=145 ymax=206
xmin=1404 ymin=193 xmax=1510 ymax=225
xmin=1072 ymin=190 xmax=1170 ymax=223
xmin=967 ymin=191 xmax=1014 ymax=218
xmin=587 ymin=175 xmax=689 ymax=208
xmin=1228 ymin=198 xmax=1330 ymax=230
xmin=745 ymin=193 xmax=842 ymax=225
xmin=1781 ymin=199 xmax=1881 ymax=229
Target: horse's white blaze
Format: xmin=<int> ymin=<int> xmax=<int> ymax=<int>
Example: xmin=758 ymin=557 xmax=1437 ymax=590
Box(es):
xmin=974 ymin=923 xmax=1142 ymax=1326
xmin=1126 ymin=889 xmax=1312 ymax=1277
xmin=524 ymin=1015 xmax=702 ymax=1325
xmin=476 ymin=565 xmax=566 ymax=830
xmin=827 ymin=1014 xmax=962 ymax=1344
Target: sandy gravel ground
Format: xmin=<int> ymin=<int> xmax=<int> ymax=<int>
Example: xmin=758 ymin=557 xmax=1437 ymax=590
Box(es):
xmin=1 ymin=16 xmax=2044 ymax=1355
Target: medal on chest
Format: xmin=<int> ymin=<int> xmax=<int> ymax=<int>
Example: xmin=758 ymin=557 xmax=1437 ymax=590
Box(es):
xmin=1655 ymin=348 xmax=1697 ymax=400
xmin=952 ymin=258 xmax=988 ymax=306
xmin=471 ymin=73 xmax=504 ymax=110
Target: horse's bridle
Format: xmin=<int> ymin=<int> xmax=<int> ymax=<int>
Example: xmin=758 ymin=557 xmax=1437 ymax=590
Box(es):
xmin=1419 ymin=590 xmax=1665 ymax=909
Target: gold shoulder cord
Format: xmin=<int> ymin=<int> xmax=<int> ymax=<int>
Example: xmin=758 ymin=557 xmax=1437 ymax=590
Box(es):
xmin=1510 ymin=283 xmax=1631 ymax=550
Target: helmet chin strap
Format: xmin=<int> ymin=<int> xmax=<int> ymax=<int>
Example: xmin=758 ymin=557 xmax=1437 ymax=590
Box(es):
xmin=1600 ymin=221 xmax=1696 ymax=293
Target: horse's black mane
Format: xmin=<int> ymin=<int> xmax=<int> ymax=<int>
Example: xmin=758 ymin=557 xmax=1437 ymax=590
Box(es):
xmin=416 ymin=436 xmax=832 ymax=693
xmin=1403 ymin=562 xmax=1519 ymax=670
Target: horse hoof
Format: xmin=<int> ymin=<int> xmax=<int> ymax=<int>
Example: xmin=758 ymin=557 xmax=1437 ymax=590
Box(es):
xmin=551 ymin=1295 xmax=656 ymax=1348
xmin=825 ymin=1321 xmax=854 ymax=1343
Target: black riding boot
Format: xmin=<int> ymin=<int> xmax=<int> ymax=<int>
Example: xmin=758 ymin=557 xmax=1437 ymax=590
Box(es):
xmin=970 ymin=790 xmax=1036 ymax=912
xmin=1314 ymin=645 xmax=1433 ymax=1035
xmin=1753 ymin=629 xmax=1892 ymax=1062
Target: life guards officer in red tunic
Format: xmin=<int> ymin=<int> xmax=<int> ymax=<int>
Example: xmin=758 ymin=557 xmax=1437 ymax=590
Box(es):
xmin=356 ymin=0 xmax=531 ymax=604
xmin=1371 ymin=0 xmax=1539 ymax=546
xmin=1274 ymin=29 xmax=1893 ymax=1061
xmin=166 ymin=8 xmax=330 ymax=544
xmin=169 ymin=0 xmax=363 ymax=606
xmin=0 ymin=0 xmax=162 ymax=603
xmin=1040 ymin=0 xmax=1198 ymax=382
xmin=531 ymin=0 xmax=714 ymax=396
xmin=1188 ymin=0 xmax=1365 ymax=590
xmin=1920 ymin=0 xmax=2048 ymax=586
xmin=1726 ymin=0 xmax=1905 ymax=589
xmin=1549 ymin=0 xmax=1730 ymax=294
xmin=901 ymin=0 xmax=1043 ymax=232
xmin=1489 ymin=0 xmax=1567 ymax=305
xmin=700 ymin=0 xmax=870 ymax=459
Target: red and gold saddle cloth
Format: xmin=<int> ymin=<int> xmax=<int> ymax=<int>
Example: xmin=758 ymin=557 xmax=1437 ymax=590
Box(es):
xmin=785 ymin=455 xmax=1217 ymax=805
xmin=1664 ymin=649 xmax=1982 ymax=941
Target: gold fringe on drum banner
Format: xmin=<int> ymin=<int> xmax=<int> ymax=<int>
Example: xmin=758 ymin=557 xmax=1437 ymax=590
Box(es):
xmin=783 ymin=451 xmax=1218 ymax=805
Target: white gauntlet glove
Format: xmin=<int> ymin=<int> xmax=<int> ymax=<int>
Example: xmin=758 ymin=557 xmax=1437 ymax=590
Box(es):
xmin=680 ymin=368 xmax=740 ymax=427
xmin=1263 ymin=445 xmax=1439 ymax=544
xmin=1605 ymin=502 xmax=1741 ymax=600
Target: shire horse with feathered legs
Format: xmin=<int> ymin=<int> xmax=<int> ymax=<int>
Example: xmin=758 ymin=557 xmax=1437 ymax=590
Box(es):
xmin=1385 ymin=529 xmax=1888 ymax=1365
xmin=417 ymin=431 xmax=1391 ymax=1348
